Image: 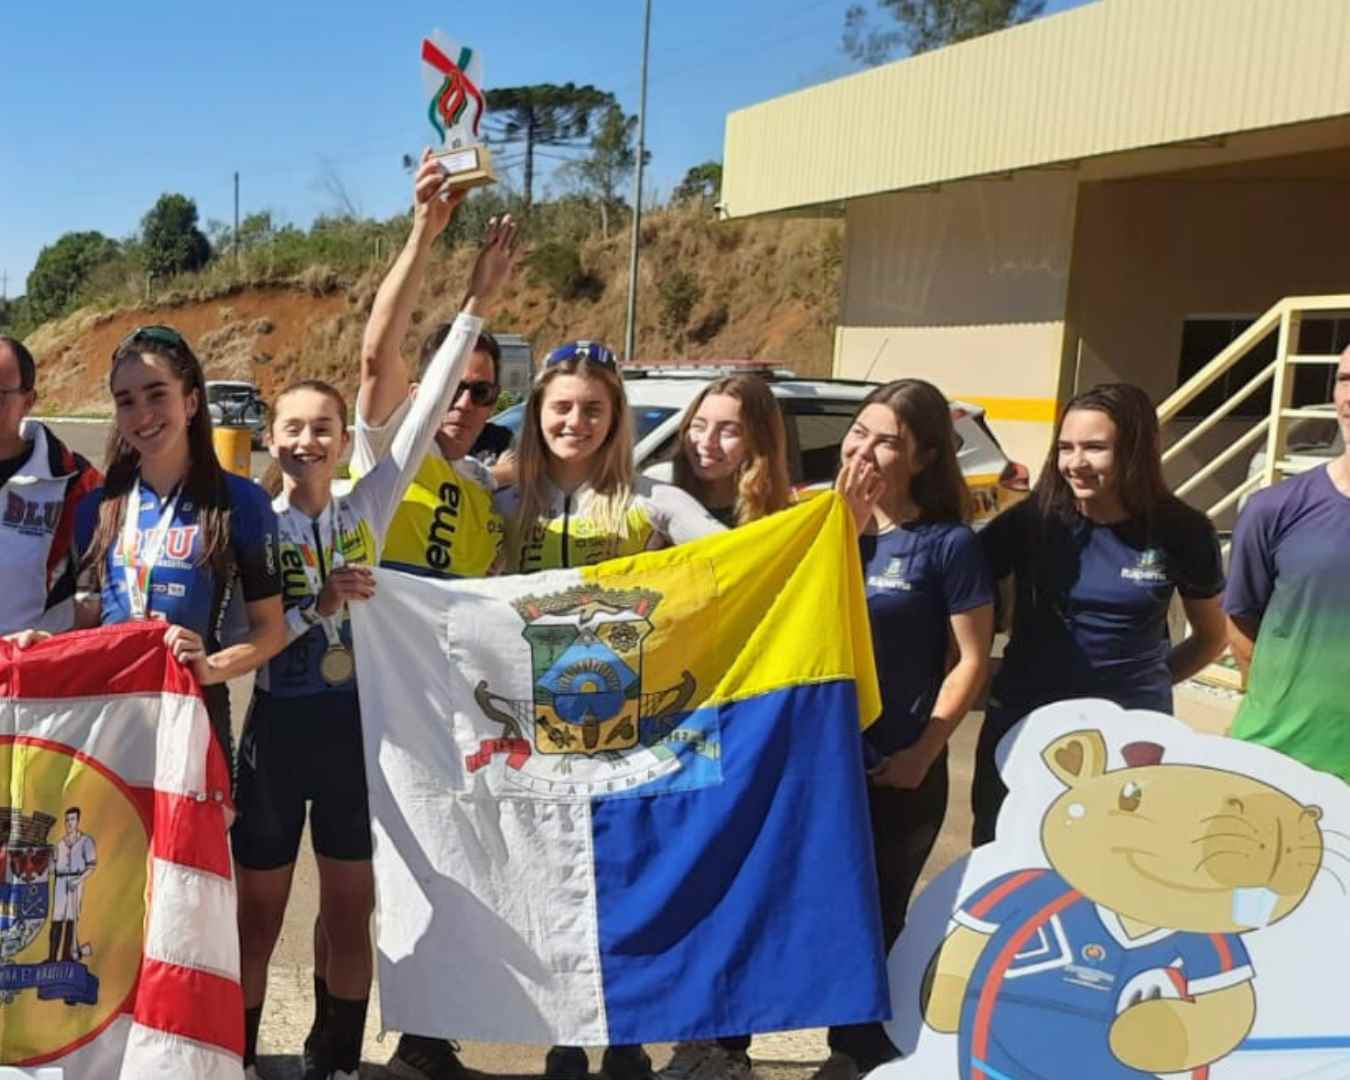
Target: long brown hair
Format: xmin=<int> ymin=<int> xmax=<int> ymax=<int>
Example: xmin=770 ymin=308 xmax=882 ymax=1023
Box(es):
xmin=509 ymin=357 xmax=634 ymax=565
xmin=1033 ymin=383 xmax=1179 ymax=533
xmin=261 ymin=379 xmax=350 ymax=497
xmin=84 ymin=332 xmax=233 ymax=587
xmin=856 ymin=379 xmax=971 ymax=523
xmin=672 ymin=375 xmax=790 ymax=525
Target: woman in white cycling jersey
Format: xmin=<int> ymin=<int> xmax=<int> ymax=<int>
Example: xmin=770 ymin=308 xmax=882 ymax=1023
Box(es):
xmin=495 ymin=340 xmax=724 ymax=1080
xmin=233 ymin=217 xmax=516 ymax=1080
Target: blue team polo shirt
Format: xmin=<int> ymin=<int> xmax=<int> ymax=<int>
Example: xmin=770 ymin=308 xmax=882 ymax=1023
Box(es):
xmin=860 ymin=521 xmax=993 ymax=758
xmin=75 ymin=472 xmax=280 ymax=646
xmin=981 ymin=500 xmax=1223 ymax=715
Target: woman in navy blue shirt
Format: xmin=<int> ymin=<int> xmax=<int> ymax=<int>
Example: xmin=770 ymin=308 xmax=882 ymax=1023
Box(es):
xmin=72 ymin=326 xmax=285 ymax=755
xmin=973 ymin=383 xmax=1227 ymax=845
xmin=826 ymin=379 xmax=994 ymax=1080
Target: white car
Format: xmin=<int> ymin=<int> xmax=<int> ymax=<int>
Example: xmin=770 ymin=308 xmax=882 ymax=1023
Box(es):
xmin=489 ymin=366 xmax=1029 ymax=527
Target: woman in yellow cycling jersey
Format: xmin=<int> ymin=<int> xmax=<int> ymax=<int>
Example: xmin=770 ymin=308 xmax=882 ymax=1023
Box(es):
xmin=495 ymin=341 xmax=723 ymax=1080
xmin=497 ymin=342 xmax=724 ymax=574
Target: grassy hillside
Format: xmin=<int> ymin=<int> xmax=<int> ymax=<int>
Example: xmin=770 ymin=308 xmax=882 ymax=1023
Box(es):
xmin=26 ymin=204 xmax=843 ymax=415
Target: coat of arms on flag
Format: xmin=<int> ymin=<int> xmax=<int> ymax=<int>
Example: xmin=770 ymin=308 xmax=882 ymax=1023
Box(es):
xmin=469 ymin=582 xmax=703 ymax=794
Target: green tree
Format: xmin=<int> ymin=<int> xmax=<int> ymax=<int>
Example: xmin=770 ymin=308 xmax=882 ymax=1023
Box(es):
xmin=843 ymin=0 xmax=1046 ymax=64
xmin=140 ymin=193 xmax=211 ymax=278
xmin=673 ymin=161 xmax=723 ymax=205
xmin=25 ymin=231 xmax=120 ymax=324
xmin=560 ymin=104 xmax=649 ymax=238
xmin=483 ymin=84 xmax=616 ymax=209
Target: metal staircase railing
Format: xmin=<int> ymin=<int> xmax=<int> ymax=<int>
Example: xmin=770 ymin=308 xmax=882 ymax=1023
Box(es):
xmin=1157 ymin=295 xmax=1349 ymax=690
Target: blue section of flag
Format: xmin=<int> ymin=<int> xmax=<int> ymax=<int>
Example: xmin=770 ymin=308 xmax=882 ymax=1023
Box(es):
xmin=591 ymin=679 xmax=888 ymax=1043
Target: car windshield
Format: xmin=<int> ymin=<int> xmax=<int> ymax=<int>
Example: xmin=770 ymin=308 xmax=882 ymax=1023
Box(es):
xmin=207 ymin=385 xmax=253 ymax=403
xmin=492 ymin=404 xmax=676 ymax=444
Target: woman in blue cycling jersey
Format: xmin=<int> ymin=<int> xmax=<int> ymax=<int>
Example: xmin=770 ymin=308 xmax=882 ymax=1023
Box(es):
xmin=59 ymin=325 xmax=286 ymax=756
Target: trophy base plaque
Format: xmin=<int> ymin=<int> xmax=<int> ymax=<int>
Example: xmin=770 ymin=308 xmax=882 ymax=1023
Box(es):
xmin=432 ymin=144 xmax=497 ymax=192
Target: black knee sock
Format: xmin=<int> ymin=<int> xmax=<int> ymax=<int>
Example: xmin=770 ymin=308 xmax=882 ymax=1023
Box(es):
xmin=243 ymin=1004 xmax=263 ymax=1067
xmin=327 ymin=995 xmax=369 ymax=1072
xmin=48 ymin=920 xmax=63 ymax=963
xmin=309 ymin=975 xmax=330 ymax=1042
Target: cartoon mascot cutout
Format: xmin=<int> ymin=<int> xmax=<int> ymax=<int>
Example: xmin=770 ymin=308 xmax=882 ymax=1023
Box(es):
xmin=877 ymin=700 xmax=1350 ymax=1080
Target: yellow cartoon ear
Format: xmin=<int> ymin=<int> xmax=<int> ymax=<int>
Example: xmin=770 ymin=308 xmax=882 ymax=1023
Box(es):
xmin=1043 ymin=730 xmax=1110 ymax=788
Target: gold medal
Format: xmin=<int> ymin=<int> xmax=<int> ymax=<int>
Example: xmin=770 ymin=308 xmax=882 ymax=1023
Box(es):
xmin=319 ymin=645 xmax=356 ymax=685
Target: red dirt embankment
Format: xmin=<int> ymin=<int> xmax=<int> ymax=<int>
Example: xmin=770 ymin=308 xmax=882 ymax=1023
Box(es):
xmin=27 ymin=206 xmax=843 ymax=415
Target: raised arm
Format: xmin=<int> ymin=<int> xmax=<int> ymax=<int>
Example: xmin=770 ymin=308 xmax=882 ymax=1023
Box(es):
xmin=360 ymin=216 xmax=520 ymax=544
xmin=358 ymin=150 xmax=467 ymax=428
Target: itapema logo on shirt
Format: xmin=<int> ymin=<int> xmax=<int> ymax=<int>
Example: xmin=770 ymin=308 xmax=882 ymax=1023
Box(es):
xmin=1121 ymin=548 xmax=1169 ymax=585
xmin=868 ymin=556 xmax=913 ymax=592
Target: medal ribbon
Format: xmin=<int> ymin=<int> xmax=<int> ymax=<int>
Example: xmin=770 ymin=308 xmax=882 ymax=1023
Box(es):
xmin=120 ymin=479 xmax=183 ymax=621
xmin=280 ymin=499 xmax=347 ymax=652
xmin=422 ymin=40 xmax=485 ymax=142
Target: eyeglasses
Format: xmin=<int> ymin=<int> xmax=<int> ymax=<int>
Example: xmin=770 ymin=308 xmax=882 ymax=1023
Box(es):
xmin=455 ymin=379 xmax=500 ymax=407
xmin=116 ymin=325 xmax=187 ymax=356
xmin=544 ymin=341 xmax=618 ymax=372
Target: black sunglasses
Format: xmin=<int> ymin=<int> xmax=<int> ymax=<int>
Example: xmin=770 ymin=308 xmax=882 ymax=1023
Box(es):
xmin=455 ymin=379 xmax=500 ymax=407
xmin=116 ymin=324 xmax=188 ymax=356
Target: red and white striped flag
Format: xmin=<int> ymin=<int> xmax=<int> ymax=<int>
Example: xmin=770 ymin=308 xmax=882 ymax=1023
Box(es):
xmin=0 ymin=622 xmax=242 ymax=1078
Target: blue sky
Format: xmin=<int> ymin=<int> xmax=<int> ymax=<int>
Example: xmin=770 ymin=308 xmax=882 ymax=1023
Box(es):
xmin=0 ymin=0 xmax=1088 ymax=295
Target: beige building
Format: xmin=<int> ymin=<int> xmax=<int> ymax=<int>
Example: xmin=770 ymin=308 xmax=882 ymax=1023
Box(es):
xmin=721 ymin=0 xmax=1350 ymax=482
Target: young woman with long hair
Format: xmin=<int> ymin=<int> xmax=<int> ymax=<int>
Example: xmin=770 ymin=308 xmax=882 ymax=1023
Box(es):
xmin=656 ymin=374 xmax=790 ymax=1080
xmin=816 ymin=378 xmax=993 ymax=1080
xmin=973 ymin=382 xmax=1227 ymax=845
xmin=498 ymin=341 xmax=725 ymax=575
xmin=231 ymin=218 xmax=516 ymax=1080
xmin=495 ymin=340 xmax=724 ymax=1080
xmin=669 ymin=374 xmax=792 ymax=527
xmin=22 ymin=325 xmax=289 ymax=757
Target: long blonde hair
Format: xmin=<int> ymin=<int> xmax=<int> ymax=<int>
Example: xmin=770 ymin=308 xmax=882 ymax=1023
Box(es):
xmin=509 ymin=357 xmax=634 ymax=565
xmin=672 ymin=375 xmax=791 ymax=525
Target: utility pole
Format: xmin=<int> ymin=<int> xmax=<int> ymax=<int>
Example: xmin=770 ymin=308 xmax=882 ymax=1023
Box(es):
xmin=623 ymin=0 xmax=652 ymax=364
xmin=233 ymin=171 xmax=241 ymax=269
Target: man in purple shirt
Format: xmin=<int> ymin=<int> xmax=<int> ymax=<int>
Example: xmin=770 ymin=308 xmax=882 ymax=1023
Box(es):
xmin=1225 ymin=345 xmax=1350 ymax=780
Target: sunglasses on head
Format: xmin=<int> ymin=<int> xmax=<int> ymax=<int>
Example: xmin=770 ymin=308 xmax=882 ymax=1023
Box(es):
xmin=455 ymin=379 xmax=500 ymax=407
xmin=544 ymin=341 xmax=618 ymax=372
xmin=116 ymin=324 xmax=188 ymax=356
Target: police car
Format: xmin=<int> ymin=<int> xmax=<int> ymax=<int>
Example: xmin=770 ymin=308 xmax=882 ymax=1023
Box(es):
xmin=491 ymin=365 xmax=1030 ymax=528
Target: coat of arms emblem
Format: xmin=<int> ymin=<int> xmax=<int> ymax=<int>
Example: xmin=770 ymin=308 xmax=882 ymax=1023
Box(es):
xmin=469 ymin=583 xmax=699 ymax=787
xmin=0 ymin=806 xmax=99 ymax=1006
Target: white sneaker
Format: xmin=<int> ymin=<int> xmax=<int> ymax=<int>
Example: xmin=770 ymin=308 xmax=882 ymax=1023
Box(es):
xmin=807 ymin=1052 xmax=859 ymax=1080
xmin=659 ymin=1042 xmax=721 ymax=1080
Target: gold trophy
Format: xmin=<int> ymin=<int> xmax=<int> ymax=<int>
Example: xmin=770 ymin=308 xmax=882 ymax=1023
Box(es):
xmin=421 ymin=32 xmax=496 ymax=191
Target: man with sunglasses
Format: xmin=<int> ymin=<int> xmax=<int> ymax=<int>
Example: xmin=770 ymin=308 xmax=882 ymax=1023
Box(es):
xmin=0 ymin=336 xmax=101 ymax=638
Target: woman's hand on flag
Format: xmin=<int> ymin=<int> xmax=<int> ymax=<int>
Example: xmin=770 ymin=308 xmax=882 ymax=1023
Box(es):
xmin=316 ymin=565 xmax=377 ymax=618
xmin=2 ymin=628 xmax=52 ymax=649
